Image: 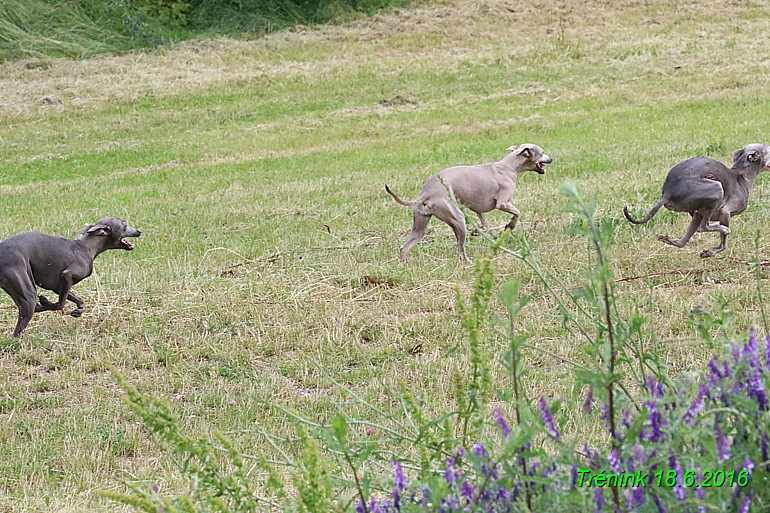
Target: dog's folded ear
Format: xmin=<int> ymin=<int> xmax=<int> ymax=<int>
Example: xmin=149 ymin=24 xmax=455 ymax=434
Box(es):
xmin=506 ymin=145 xmax=518 ymax=152
xmin=514 ymin=146 xmax=533 ymax=159
xmin=732 ymin=148 xmax=751 ymax=168
xmin=79 ymin=224 xmax=112 ymax=236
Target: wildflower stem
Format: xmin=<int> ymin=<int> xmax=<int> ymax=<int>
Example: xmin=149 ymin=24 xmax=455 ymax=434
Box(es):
xmin=753 ymin=230 xmax=769 ymax=333
xmin=588 ymin=215 xmax=622 ymax=512
xmin=508 ymin=312 xmax=532 ymax=511
xmin=344 ymin=452 xmax=368 ymax=513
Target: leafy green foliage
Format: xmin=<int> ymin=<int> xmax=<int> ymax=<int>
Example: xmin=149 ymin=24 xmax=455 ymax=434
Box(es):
xmin=103 ymin=368 xmax=278 ymax=512
xmin=0 ymin=0 xmax=414 ymax=61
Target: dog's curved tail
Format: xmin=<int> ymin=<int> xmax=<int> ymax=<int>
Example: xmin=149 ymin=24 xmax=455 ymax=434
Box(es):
xmin=385 ymin=185 xmax=416 ymax=207
xmin=623 ymin=198 xmax=666 ymax=224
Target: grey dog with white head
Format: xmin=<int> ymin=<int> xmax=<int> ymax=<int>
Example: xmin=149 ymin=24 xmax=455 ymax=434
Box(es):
xmin=0 ymin=217 xmax=141 ymax=338
xmin=624 ymin=143 xmax=770 ymax=258
xmin=386 ymin=144 xmax=552 ymax=261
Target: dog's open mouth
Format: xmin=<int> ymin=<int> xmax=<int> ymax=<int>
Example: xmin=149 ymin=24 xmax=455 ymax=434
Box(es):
xmin=121 ymin=238 xmax=135 ymax=250
xmin=535 ymin=162 xmax=547 ymax=174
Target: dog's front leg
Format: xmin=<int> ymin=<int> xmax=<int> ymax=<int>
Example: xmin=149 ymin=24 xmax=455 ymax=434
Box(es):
xmin=497 ymin=202 xmax=521 ymax=230
xmin=51 ymin=270 xmax=75 ymax=311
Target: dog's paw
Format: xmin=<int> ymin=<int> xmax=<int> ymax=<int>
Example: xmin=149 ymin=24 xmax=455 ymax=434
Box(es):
xmin=699 ymin=249 xmax=714 ymax=258
xmin=657 ymin=235 xmax=681 ymax=247
xmin=70 ymin=309 xmax=83 ymax=318
xmin=38 ymin=295 xmax=53 ymax=307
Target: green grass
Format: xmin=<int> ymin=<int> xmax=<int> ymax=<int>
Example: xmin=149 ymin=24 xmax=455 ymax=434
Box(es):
xmin=0 ymin=0 xmax=415 ymax=61
xmin=2 ymin=0 xmax=770 ymax=510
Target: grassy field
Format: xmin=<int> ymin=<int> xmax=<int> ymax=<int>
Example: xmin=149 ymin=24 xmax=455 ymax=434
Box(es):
xmin=2 ymin=0 xmax=770 ymax=510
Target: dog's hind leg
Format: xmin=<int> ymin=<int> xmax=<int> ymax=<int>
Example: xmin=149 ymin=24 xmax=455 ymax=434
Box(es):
xmin=399 ymin=212 xmax=431 ymax=261
xmin=435 ymin=202 xmax=469 ymax=261
xmin=67 ymin=291 xmax=85 ymax=317
xmin=471 ymin=212 xmax=489 ymax=236
xmin=658 ymin=212 xmax=704 ymax=248
xmin=3 ymin=272 xmax=39 ymax=338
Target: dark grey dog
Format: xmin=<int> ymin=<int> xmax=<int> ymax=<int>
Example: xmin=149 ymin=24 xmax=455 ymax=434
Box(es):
xmin=386 ymin=144 xmax=552 ymax=261
xmin=624 ymin=143 xmax=770 ymax=258
xmin=0 ymin=217 xmax=141 ymax=338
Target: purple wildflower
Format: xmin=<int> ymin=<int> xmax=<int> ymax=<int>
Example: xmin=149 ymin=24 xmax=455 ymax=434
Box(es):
xmin=646 ymin=376 xmax=665 ymax=397
xmin=542 ymin=462 xmax=557 ymax=479
xmin=668 ymin=449 xmax=686 ymax=501
xmin=621 ymin=409 xmax=632 ymax=429
xmin=493 ymin=407 xmax=510 ymax=439
xmin=444 ymin=457 xmax=461 ymax=485
xmin=392 ymin=461 xmax=405 ymax=509
xmin=732 ymin=343 xmax=742 ymax=362
xmin=439 ymin=494 xmax=460 ymax=512
xmin=748 ymin=368 xmax=767 ymax=410
xmin=695 ymin=485 xmax=706 ymax=513
xmin=369 ymin=495 xmax=384 ymax=513
xmin=570 ymin=464 xmax=578 ymax=489
xmin=538 ymin=397 xmax=560 ymax=440
xmin=419 ymin=486 xmax=430 ymax=507
xmin=600 ymin=402 xmax=609 ymax=422
xmin=472 ymin=443 xmax=487 ymax=459
xmin=495 ymin=486 xmax=509 ymax=501
xmin=741 ymin=457 xmax=755 ymax=477
xmin=481 ymin=463 xmax=498 ymax=479
xmin=738 ymin=496 xmax=751 ymax=513
xmin=723 ymin=360 xmax=732 ymax=378
xmin=667 ymin=447 xmax=677 ymax=469
xmin=715 ymin=424 xmax=730 ymax=463
xmin=643 ymin=401 xmax=665 ymax=442
xmin=393 ymin=461 xmax=406 ymax=490
xmin=744 ymin=328 xmax=758 ymax=357
xmin=646 ymin=376 xmax=657 ymax=396
xmin=608 ymin=449 xmax=621 ymax=474
xmin=762 ymin=433 xmax=769 ymax=462
xmin=708 ymin=357 xmax=723 ymax=378
xmin=625 ymin=485 xmax=644 ymax=509
xmin=684 ymin=383 xmax=708 ymax=424
xmin=633 ymin=443 xmax=647 ymax=464
xmin=594 ymin=489 xmax=605 ymax=512
xmin=356 ymin=497 xmax=365 ymax=513
xmin=461 ymin=480 xmax=475 ymax=501
xmin=456 ymin=446 xmax=466 ymax=458
xmin=673 ymin=479 xmax=686 ymax=500
xmin=652 ymin=493 xmax=666 ymax=513
xmin=583 ymin=387 xmax=595 ymax=413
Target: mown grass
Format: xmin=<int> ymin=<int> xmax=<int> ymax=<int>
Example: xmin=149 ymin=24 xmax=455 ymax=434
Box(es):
xmin=2 ymin=0 xmax=770 ymax=510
